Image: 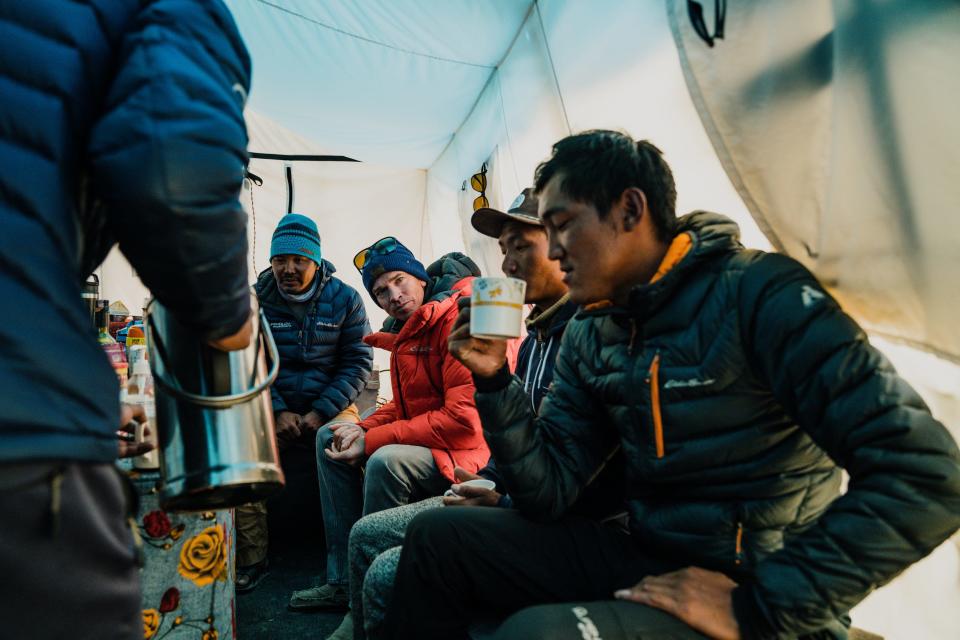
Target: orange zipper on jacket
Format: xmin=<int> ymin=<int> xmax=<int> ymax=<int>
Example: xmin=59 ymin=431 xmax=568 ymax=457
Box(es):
xmin=735 ymin=522 xmax=744 ymax=565
xmin=648 ymin=352 xmax=664 ymax=458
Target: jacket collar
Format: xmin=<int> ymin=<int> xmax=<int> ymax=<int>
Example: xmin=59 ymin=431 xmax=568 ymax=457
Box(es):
xmin=526 ymin=293 xmax=577 ymax=339
xmin=579 ymin=211 xmax=742 ymax=320
xmin=255 ymin=259 xmax=335 ymax=311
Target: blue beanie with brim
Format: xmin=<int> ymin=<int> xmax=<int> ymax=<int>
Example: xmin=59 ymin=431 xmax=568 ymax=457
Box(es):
xmin=270 ymin=213 xmax=322 ymax=263
xmin=361 ymin=239 xmax=429 ymax=303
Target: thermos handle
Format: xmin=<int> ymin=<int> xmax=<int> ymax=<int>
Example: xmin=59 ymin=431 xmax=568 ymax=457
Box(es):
xmin=146 ymin=309 xmax=280 ymax=409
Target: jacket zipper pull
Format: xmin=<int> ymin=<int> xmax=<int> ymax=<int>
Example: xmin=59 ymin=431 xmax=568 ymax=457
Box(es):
xmin=628 ymin=319 xmax=639 ymax=355
xmin=647 ymin=351 xmax=664 ymax=458
xmin=735 ymin=522 xmax=744 ymax=565
xmin=644 ymin=350 xmax=660 ymax=382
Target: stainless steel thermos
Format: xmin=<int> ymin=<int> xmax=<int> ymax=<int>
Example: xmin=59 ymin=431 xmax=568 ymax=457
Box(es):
xmin=145 ymin=294 xmax=284 ymax=511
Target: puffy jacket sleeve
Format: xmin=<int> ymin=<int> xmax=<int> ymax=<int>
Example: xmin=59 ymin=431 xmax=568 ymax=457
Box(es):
xmin=364 ymin=316 xmax=487 ymax=455
xmin=473 ymin=319 xmax=621 ymax=521
xmin=359 ymin=400 xmax=398 ymax=430
xmin=88 ymin=0 xmax=251 ymax=340
xmin=271 ymin=385 xmax=287 ymax=414
xmin=731 ymin=254 xmax=960 ymax=639
xmin=311 ymin=285 xmax=373 ymax=421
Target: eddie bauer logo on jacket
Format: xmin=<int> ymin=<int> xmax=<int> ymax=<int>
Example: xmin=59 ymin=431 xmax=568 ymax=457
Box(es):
xmin=664 ymin=377 xmax=716 ymax=389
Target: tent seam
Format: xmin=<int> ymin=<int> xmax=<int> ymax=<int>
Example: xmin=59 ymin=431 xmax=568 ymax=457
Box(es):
xmin=428 ymin=0 xmax=538 ymax=169
xmin=496 ymin=73 xmax=522 ymax=190
xmin=253 ymin=0 xmax=495 ymax=69
xmin=535 ymin=0 xmax=572 ymax=135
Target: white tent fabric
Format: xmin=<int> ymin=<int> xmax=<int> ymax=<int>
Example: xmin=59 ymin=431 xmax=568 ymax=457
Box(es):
xmin=94 ymin=3 xmax=958 ymax=635
xmin=668 ymin=0 xmax=960 ymax=364
xmin=99 ymin=110 xmax=428 ymax=380
xmin=226 ymin=0 xmax=533 ymax=168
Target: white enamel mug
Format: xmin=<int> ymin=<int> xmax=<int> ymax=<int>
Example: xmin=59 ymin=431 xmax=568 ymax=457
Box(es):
xmin=470 ymin=277 xmax=526 ymax=339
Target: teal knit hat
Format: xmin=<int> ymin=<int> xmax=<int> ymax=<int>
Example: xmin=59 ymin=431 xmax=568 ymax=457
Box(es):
xmin=270 ymin=213 xmax=321 ymax=263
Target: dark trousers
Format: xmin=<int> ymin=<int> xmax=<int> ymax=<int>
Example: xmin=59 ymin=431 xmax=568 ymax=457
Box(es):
xmin=382 ymin=507 xmax=688 ymax=640
xmin=488 ymin=601 xmax=708 ymax=640
xmin=0 ymin=462 xmax=141 ymax=639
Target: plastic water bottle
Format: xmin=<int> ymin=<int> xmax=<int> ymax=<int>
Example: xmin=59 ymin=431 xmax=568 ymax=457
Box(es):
xmin=128 ymin=360 xmax=158 ymax=469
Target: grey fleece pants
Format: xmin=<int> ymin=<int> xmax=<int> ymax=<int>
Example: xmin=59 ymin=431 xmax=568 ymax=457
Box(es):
xmin=348 ymin=496 xmax=445 ymax=640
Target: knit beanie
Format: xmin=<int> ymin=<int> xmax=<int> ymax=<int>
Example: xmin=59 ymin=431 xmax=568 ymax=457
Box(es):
xmin=361 ymin=239 xmax=430 ymax=302
xmin=270 ymin=213 xmax=322 ymax=263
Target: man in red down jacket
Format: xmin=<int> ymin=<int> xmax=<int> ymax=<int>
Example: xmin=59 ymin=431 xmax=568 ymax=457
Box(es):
xmin=289 ymin=237 xmax=517 ymax=611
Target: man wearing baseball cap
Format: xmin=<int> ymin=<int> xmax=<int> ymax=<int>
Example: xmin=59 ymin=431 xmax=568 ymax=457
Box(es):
xmin=237 ymin=213 xmax=373 ymax=592
xmin=471 ymin=189 xmax=575 ymax=411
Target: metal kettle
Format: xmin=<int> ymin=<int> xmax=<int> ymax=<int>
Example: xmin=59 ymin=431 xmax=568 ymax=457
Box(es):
xmin=145 ymin=294 xmax=284 ymax=511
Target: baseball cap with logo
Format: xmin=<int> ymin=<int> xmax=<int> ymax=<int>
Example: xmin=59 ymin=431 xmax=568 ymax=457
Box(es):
xmin=470 ymin=188 xmax=541 ymax=239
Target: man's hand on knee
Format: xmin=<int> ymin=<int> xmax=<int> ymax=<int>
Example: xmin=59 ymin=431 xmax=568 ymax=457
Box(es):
xmin=331 ymin=423 xmax=364 ymax=451
xmin=614 ymin=566 xmax=740 ymax=640
xmin=325 ymin=430 xmax=365 ymax=465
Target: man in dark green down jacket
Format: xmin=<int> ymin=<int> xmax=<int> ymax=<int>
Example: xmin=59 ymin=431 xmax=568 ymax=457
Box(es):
xmin=382 ymin=131 xmax=960 ymax=640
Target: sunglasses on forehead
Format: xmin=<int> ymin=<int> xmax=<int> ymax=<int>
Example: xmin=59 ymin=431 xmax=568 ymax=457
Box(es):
xmin=353 ymin=236 xmax=399 ymax=272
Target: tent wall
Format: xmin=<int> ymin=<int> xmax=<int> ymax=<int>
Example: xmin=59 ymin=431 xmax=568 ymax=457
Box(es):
xmin=667 ymin=0 xmax=960 ymax=365
xmin=424 ymin=0 xmax=772 ymax=279
xmin=98 ymin=112 xmax=427 ymax=387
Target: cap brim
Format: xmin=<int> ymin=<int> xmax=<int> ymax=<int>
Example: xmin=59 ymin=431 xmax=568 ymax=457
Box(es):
xmin=471 ymin=207 xmax=542 ymax=239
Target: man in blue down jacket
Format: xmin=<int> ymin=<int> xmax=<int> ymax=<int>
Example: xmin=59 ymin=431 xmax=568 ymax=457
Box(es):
xmin=236 ymin=213 xmax=373 ymax=590
xmin=384 ymin=131 xmax=960 ymax=640
xmin=0 ymin=1 xmax=254 ymax=637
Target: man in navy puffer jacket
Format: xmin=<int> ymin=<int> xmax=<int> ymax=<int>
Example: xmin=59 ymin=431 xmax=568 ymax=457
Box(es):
xmin=237 ymin=213 xmax=373 ymax=590
xmin=0 ymin=0 xmax=253 ymax=636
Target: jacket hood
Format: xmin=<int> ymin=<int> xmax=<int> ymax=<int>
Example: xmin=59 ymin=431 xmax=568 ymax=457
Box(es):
xmin=255 ymin=259 xmax=336 ymax=307
xmin=526 ymin=294 xmax=577 ymax=340
xmin=423 ymin=252 xmax=481 ymax=301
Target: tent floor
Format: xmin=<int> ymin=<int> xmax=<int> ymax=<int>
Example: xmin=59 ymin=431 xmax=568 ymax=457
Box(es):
xmin=236 ymin=449 xmax=341 ymax=638
xmin=236 ymin=537 xmax=343 ymax=639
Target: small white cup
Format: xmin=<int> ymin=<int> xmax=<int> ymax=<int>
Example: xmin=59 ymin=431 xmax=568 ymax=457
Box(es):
xmin=470 ymin=277 xmax=526 ymax=339
xmin=443 ymin=477 xmax=497 ymax=497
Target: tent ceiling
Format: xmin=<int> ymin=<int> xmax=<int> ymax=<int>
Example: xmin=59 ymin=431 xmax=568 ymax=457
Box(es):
xmin=226 ymin=0 xmax=533 ymax=167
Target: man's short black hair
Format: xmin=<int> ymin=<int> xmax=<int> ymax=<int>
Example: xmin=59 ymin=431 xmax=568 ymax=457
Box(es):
xmin=533 ymin=130 xmax=677 ymax=242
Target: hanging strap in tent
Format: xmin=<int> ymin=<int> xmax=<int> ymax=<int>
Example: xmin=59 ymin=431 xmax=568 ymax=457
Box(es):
xmin=243 ymin=170 xmax=262 ymax=274
xmin=284 ymin=162 xmax=294 ymax=213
